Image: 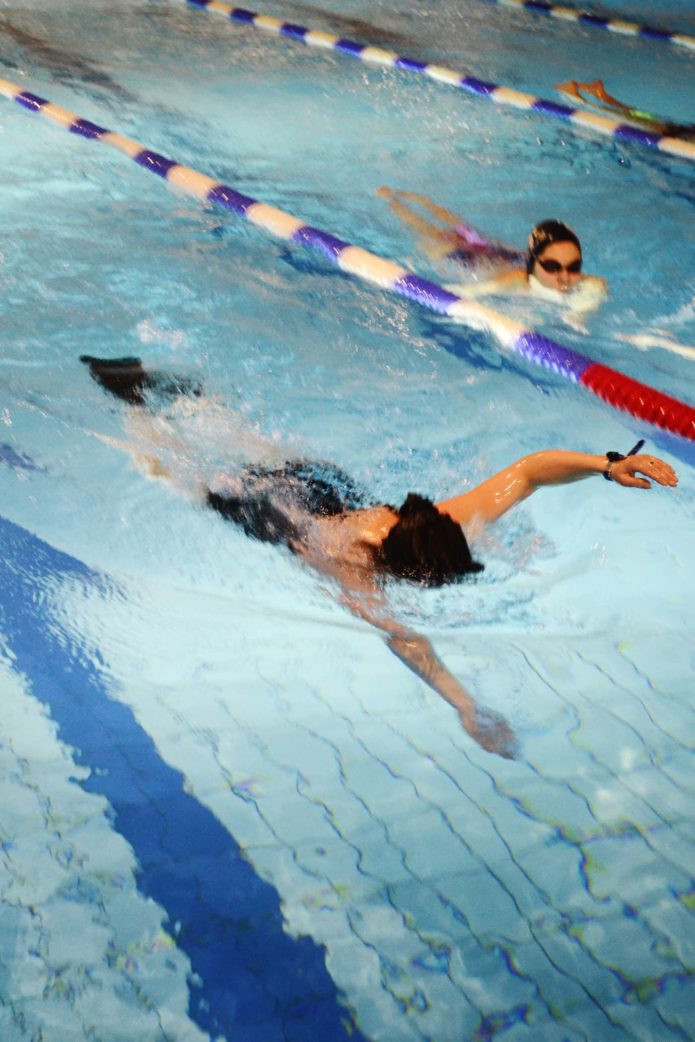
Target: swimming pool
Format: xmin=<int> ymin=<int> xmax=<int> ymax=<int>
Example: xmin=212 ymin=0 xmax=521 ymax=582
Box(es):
xmin=1 ymin=0 xmax=695 ymax=1039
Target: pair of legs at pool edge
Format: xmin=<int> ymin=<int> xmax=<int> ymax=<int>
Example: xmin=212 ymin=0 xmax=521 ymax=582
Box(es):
xmin=82 ymin=355 xmax=678 ymax=760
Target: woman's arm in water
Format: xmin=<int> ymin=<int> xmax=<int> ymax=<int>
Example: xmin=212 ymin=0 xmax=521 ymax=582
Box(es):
xmin=341 ymin=588 xmax=517 ymax=759
xmin=437 ymin=450 xmax=678 ymax=529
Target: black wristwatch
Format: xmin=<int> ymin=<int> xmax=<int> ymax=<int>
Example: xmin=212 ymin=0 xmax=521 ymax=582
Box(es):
xmin=603 ymin=439 xmax=645 ymax=481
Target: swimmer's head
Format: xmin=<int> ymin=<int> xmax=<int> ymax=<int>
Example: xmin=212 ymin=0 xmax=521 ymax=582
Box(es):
xmin=527 ymin=220 xmax=583 ymax=293
xmin=373 ymin=494 xmax=484 ymax=586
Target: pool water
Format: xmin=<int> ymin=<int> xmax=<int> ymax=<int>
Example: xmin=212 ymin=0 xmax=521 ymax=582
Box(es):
xmin=1 ymin=1 xmax=694 ymax=1040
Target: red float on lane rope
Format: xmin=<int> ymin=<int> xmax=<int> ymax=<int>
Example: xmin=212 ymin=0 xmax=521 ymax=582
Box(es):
xmin=580 ymin=363 xmax=695 ymax=440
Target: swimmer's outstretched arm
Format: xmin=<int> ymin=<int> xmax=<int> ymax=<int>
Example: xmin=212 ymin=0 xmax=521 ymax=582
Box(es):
xmin=438 ymin=450 xmax=678 ymax=529
xmin=342 ymin=589 xmax=517 ymax=759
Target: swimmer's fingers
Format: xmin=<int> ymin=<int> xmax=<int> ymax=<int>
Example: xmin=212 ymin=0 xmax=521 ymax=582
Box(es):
xmin=611 ymin=455 xmax=678 ymax=489
xmin=464 ymin=705 xmax=518 ymax=760
xmin=376 ymin=185 xmax=392 ymax=198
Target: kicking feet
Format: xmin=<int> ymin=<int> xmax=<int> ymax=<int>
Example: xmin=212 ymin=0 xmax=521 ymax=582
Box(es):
xmin=81 ymin=355 xmax=202 ymax=405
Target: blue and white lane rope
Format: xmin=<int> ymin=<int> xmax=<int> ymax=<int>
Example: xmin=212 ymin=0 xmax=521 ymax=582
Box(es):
xmin=483 ymin=0 xmax=695 ymax=53
xmin=2 ymin=76 xmax=694 ymax=439
xmin=184 ymin=0 xmax=695 ymax=165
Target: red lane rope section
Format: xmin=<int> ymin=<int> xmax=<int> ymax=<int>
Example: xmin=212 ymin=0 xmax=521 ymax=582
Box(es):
xmin=580 ymin=363 xmax=695 ymax=440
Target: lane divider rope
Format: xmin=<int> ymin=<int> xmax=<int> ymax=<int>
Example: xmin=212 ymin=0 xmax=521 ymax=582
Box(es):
xmin=482 ymin=0 xmax=695 ymax=52
xmin=2 ymin=75 xmax=693 ymax=440
xmin=184 ymin=0 xmax=695 ymax=165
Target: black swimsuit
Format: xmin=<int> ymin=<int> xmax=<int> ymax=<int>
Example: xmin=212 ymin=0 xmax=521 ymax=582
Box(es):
xmin=206 ymin=460 xmax=370 ymax=550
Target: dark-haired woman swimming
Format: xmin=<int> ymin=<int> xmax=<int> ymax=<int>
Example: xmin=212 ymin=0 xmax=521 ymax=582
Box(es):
xmin=82 ymin=356 xmax=678 ymax=760
xmin=377 ymin=188 xmax=607 ymax=332
xmin=444 ymin=219 xmax=607 ymax=331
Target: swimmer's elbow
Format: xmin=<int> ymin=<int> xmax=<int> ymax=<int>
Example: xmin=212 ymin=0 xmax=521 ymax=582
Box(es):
xmin=518 ymin=451 xmax=567 ymax=492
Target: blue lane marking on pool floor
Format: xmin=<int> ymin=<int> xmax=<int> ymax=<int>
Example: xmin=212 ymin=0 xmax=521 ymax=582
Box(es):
xmin=0 ymin=513 xmax=369 ymax=1042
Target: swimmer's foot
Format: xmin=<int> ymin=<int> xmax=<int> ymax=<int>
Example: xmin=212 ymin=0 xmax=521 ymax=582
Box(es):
xmin=81 ymin=355 xmax=149 ymax=405
xmin=81 ymin=355 xmax=203 ymax=405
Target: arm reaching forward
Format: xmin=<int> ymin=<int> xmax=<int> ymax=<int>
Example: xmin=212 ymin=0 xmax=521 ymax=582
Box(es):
xmin=386 ymin=629 xmax=518 ymax=759
xmin=437 ymin=449 xmax=678 ymax=529
xmin=342 ymin=589 xmax=517 ymax=759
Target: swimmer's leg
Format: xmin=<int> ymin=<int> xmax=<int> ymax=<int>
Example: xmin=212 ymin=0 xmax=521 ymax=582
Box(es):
xmin=81 ymin=355 xmax=202 ymax=405
xmin=557 ymin=80 xmax=670 ymax=132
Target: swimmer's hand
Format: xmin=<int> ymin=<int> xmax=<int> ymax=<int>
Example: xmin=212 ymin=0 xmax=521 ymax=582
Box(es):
xmin=376 ymin=185 xmax=393 ymax=198
xmin=387 ymin=631 xmax=517 ymax=759
xmin=610 ymin=454 xmax=678 ymax=490
xmin=458 ymin=703 xmax=518 ymax=760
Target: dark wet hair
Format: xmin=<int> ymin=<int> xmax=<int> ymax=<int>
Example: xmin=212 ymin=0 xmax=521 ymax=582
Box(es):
xmin=373 ymin=494 xmax=484 ymax=587
xmin=526 ymin=219 xmax=582 ymax=275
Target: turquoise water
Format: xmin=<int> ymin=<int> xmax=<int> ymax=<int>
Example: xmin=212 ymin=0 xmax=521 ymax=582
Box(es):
xmin=1 ymin=1 xmax=694 ymax=1040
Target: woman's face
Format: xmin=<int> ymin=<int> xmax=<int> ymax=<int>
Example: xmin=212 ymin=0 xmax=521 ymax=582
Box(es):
xmin=532 ymin=240 xmax=582 ymax=292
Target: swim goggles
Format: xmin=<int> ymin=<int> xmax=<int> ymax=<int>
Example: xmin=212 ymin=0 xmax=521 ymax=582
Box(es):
xmin=536 ymin=257 xmax=582 ymax=274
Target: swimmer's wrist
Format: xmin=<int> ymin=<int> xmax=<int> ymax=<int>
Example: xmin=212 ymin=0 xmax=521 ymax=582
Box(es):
xmin=602 ymin=439 xmax=645 ymax=481
xmin=603 ymin=452 xmax=623 ymax=481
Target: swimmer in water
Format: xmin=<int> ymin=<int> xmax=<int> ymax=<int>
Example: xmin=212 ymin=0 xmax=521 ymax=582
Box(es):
xmin=445 ymin=219 xmax=608 ymax=332
xmin=556 ymin=80 xmax=695 ymax=141
xmin=377 ymin=191 xmax=606 ymax=330
xmin=376 ymin=187 xmax=525 ymax=267
xmin=82 ymin=355 xmax=678 ymax=760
